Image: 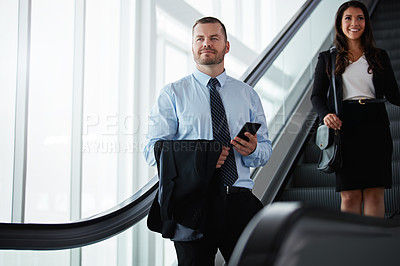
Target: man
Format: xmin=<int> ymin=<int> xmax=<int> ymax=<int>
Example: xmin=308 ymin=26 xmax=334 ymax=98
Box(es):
xmin=143 ymin=17 xmax=272 ymax=265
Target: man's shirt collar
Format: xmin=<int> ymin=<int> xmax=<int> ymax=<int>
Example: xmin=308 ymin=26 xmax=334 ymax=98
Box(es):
xmin=193 ymin=68 xmax=227 ymax=88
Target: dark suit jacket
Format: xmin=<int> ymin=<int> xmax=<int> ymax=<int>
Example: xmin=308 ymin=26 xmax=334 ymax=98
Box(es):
xmin=311 ymin=48 xmax=400 ymax=123
xmin=147 ymin=140 xmax=224 ymax=239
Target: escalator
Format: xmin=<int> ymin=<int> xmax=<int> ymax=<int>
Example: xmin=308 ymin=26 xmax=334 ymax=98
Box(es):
xmin=228 ymin=0 xmax=400 ymax=265
xmin=2 ymin=1 xmax=400 ymax=266
xmin=0 ymin=177 xmax=158 ymax=250
xmin=277 ymin=0 xmax=400 ymax=219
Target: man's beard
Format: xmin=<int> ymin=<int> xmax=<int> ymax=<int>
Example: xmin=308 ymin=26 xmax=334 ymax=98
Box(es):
xmin=194 ymin=47 xmax=226 ymax=65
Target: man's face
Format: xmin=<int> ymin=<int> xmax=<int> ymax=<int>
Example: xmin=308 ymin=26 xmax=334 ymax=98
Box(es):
xmin=192 ymin=23 xmax=230 ymax=66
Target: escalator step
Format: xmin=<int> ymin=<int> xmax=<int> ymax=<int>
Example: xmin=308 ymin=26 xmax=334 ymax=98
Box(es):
xmin=390 ymin=160 xmax=400 ymax=185
xmin=391 ymin=122 xmax=400 ymax=139
xmin=391 ymin=58 xmax=400 ymax=72
xmin=395 ymin=69 xmax=400 ymax=83
xmin=303 ymin=138 xmax=400 ymax=165
xmin=393 ymin=142 xmax=400 ymax=161
xmin=279 ymin=185 xmax=400 ymax=214
xmin=304 ymin=142 xmax=320 ymax=163
xmin=280 ymin=187 xmax=340 ymax=210
xmin=385 ymin=185 xmax=400 ymax=214
xmin=374 ymin=40 xmax=400 ymax=51
xmin=374 ymin=21 xmax=400 ymax=32
xmin=387 ymin=102 xmax=400 ymax=120
xmin=373 ymin=0 xmax=400 ymax=19
xmin=374 ymin=29 xmax=400 ymax=41
xmin=293 ymin=165 xmax=335 ymax=187
xmin=294 ymin=160 xmax=400 ymax=188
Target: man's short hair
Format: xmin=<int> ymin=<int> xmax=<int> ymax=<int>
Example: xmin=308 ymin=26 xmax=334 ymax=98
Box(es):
xmin=192 ymin=17 xmax=227 ymax=42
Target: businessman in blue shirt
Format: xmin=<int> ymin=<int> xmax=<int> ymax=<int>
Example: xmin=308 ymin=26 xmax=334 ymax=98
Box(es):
xmin=144 ymin=17 xmax=272 ymax=265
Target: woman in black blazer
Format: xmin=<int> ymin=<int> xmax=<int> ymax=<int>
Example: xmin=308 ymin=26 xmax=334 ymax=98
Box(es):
xmin=311 ymin=1 xmax=400 ymax=218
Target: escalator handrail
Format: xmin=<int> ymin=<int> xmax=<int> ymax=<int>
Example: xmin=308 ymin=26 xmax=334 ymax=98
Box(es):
xmin=228 ymin=202 xmax=400 ymax=266
xmin=0 ymin=177 xmax=158 ymax=250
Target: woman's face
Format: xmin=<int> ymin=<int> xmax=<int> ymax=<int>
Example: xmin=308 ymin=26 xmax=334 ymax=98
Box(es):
xmin=341 ymin=7 xmax=365 ymax=42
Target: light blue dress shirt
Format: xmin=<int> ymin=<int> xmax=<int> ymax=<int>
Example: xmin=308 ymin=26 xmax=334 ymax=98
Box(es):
xmin=143 ymin=68 xmax=272 ymax=189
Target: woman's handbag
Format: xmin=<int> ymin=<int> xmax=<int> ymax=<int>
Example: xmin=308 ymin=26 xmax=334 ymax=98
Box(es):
xmin=316 ymin=124 xmax=342 ymax=173
xmin=316 ymin=48 xmax=342 ymax=174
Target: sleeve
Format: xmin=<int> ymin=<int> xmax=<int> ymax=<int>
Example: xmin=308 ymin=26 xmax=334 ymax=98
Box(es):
xmin=378 ymin=49 xmax=400 ymax=106
xmin=241 ymin=92 xmax=272 ymax=168
xmin=311 ymin=52 xmax=331 ymax=121
xmin=143 ymin=86 xmax=178 ymax=166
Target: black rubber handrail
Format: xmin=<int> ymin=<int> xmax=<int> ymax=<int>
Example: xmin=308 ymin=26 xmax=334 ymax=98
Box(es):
xmin=0 ymin=176 xmax=158 ymax=250
xmin=229 ymin=202 xmax=400 ymax=266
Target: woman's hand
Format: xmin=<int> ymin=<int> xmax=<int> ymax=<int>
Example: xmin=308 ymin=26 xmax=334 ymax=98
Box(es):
xmin=323 ymin=113 xmax=342 ymax=130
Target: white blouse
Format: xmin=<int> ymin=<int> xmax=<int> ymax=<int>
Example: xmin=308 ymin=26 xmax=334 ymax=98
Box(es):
xmin=342 ymin=54 xmax=376 ymax=101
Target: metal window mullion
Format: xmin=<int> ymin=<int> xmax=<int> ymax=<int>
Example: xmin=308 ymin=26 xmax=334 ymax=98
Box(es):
xmin=235 ymin=0 xmax=242 ymax=40
xmin=132 ymin=1 xmax=157 ymax=265
xmin=254 ymin=0 xmax=261 ymax=52
xmin=117 ymin=0 xmax=135 ymax=265
xmin=70 ymin=0 xmax=86 ymax=265
xmin=12 ymin=0 xmax=32 ymax=224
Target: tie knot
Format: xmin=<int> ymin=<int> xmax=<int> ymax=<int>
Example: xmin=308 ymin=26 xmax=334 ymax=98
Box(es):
xmin=208 ymin=78 xmax=220 ymax=90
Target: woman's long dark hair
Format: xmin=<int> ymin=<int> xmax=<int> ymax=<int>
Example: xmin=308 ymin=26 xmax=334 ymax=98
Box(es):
xmin=333 ymin=1 xmax=382 ymax=75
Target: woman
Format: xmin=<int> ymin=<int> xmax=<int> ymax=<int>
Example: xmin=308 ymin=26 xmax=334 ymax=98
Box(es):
xmin=311 ymin=1 xmax=400 ymax=217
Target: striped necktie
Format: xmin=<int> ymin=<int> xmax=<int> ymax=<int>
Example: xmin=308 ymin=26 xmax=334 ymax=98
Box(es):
xmin=208 ymin=78 xmax=238 ymax=186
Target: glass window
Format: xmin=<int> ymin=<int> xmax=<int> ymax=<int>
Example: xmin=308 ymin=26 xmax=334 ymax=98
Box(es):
xmin=184 ymin=0 xmax=214 ymax=16
xmin=0 ymin=0 xmax=18 ymax=223
xmin=82 ymin=237 xmax=117 ymax=266
xmin=164 ymin=43 xmax=190 ymax=85
xmin=25 ymin=0 xmax=75 ymax=223
xmin=81 ymin=0 xmax=121 ymax=218
xmin=220 ymin=0 xmax=237 ymax=38
xmin=0 ymin=250 xmax=69 ymax=266
xmin=242 ymin=0 xmax=257 ymax=51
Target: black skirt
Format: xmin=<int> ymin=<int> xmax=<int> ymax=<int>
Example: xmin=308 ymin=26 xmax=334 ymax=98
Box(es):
xmin=335 ymin=101 xmax=393 ymax=192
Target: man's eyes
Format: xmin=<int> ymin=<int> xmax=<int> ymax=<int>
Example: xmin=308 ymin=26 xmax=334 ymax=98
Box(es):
xmin=195 ymin=37 xmax=218 ymax=41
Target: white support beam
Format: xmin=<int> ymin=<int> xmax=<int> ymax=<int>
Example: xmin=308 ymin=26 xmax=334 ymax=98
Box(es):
xmin=132 ymin=0 xmax=158 ymax=265
xmin=70 ymin=0 xmax=86 ymax=264
xmin=70 ymin=0 xmax=86 ymax=224
xmin=12 ymin=0 xmax=32 ymax=224
xmin=117 ymin=0 xmax=136 ymax=265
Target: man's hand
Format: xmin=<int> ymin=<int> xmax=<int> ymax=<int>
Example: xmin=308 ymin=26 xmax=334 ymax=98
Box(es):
xmin=216 ymin=146 xmax=230 ymax=168
xmin=231 ymin=132 xmax=257 ymax=156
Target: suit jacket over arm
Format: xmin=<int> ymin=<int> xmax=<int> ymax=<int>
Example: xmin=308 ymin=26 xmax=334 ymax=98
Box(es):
xmin=147 ymin=140 xmax=224 ymax=239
